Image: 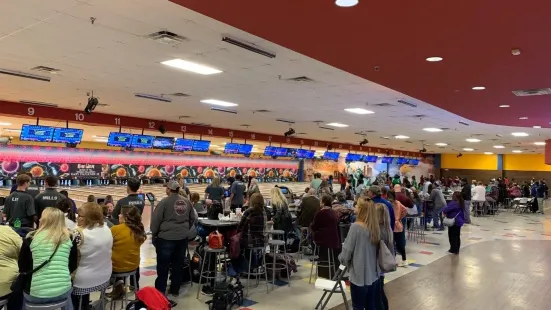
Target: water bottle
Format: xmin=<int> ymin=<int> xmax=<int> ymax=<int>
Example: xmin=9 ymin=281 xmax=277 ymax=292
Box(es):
xmin=14 ymin=218 xmax=21 ymax=229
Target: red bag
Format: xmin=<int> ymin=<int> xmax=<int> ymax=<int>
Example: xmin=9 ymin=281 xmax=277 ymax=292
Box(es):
xmin=135 ymin=287 xmax=170 ymax=310
xmin=208 ymin=230 xmax=224 ymax=249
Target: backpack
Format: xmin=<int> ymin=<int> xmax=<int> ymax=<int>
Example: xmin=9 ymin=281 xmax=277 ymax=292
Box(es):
xmin=130 ymin=287 xmax=170 ymax=310
xmin=228 ymin=232 xmax=242 ymax=259
xmin=191 ymin=243 xmax=211 ymax=284
xmin=208 ymin=231 xmax=224 ymax=249
xmin=207 ymin=203 xmax=224 ymax=220
xmin=285 ymin=226 xmax=301 ymax=253
xmin=206 ymin=280 xmax=244 ymax=310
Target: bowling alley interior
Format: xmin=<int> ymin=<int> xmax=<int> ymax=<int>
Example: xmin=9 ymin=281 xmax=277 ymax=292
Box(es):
xmin=2 ymin=0 xmax=551 ymax=309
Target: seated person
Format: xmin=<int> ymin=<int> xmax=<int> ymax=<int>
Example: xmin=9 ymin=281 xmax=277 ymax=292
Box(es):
xmin=310 ymin=195 xmax=341 ymax=250
xmin=101 ymin=204 xmax=115 ymax=228
xmin=105 ymin=195 xmax=115 ymax=214
xmin=60 ymin=190 xmax=77 ymax=213
xmin=0 ymin=225 xmax=23 ymax=310
xmin=331 ymin=192 xmax=355 ymax=223
xmin=110 ymin=206 xmax=147 ymax=298
xmin=190 ymin=192 xmax=205 ymax=213
xmin=56 ymin=198 xmax=77 ymax=230
xmin=297 ymin=189 xmax=321 ymax=228
xmin=270 ymin=188 xmax=293 ymax=236
xmin=508 ymin=183 xmax=521 ymax=198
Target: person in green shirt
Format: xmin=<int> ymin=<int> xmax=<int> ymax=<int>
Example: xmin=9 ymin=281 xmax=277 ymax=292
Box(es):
xmin=411 ymin=176 xmax=418 ymax=189
xmin=391 ymin=174 xmax=401 ymax=186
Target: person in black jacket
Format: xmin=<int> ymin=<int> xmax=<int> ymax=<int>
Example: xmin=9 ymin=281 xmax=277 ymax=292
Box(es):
xmin=111 ymin=178 xmax=145 ymax=224
xmin=460 ymin=178 xmax=472 ymax=224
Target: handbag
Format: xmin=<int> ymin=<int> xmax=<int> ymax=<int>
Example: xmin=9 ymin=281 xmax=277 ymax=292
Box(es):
xmin=208 ymin=230 xmax=224 ymax=249
xmin=377 ymin=240 xmax=397 ymax=273
xmin=11 ymin=242 xmax=60 ymax=292
xmin=443 ymin=212 xmax=459 ymax=227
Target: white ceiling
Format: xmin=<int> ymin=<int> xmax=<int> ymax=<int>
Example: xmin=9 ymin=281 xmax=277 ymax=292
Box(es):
xmin=0 ymin=0 xmax=548 ymax=154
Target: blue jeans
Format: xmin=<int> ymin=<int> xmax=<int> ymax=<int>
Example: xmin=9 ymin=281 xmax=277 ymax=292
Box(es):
xmin=350 ymin=279 xmax=378 ymax=310
xmin=154 ymin=238 xmax=188 ymax=295
xmin=24 ymin=288 xmax=73 ymax=310
xmin=432 ymin=206 xmax=444 ymax=229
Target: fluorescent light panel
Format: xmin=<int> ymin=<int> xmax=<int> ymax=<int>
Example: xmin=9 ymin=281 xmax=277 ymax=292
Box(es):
xmin=201 ymin=99 xmax=238 ymax=107
xmin=466 ymin=138 xmax=481 ymax=142
xmin=423 ymin=128 xmax=442 ymax=132
xmin=472 ymin=86 xmax=485 ymax=90
xmin=0 ymin=122 xmax=12 ymax=126
xmin=511 ymin=132 xmax=529 ymax=137
xmin=494 ymin=145 xmax=505 ymax=149
xmin=344 ymin=108 xmax=374 ymax=115
xmin=335 ymin=0 xmax=359 ymax=7
xmin=326 ymin=123 xmax=349 ymax=128
xmin=534 ymin=142 xmax=546 ymax=146
xmin=435 ymin=143 xmax=448 ymax=146
xmin=426 ymin=57 xmax=443 ymax=62
xmin=484 ymin=152 xmax=493 ymax=155
xmin=161 ymin=59 xmax=222 ymax=75
xmin=512 ymin=150 xmax=522 ymax=153
xmin=395 ymin=135 xmax=409 ymax=139
xmin=463 ymin=148 xmax=474 ymax=151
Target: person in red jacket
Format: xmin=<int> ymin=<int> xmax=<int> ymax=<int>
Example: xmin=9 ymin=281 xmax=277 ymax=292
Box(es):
xmin=339 ymin=173 xmax=347 ymax=191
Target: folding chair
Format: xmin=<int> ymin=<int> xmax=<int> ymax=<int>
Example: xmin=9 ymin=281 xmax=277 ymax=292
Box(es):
xmin=314 ymin=265 xmax=349 ymax=310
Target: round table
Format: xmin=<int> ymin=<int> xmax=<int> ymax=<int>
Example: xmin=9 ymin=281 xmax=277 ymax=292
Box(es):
xmin=199 ymin=219 xmax=240 ymax=227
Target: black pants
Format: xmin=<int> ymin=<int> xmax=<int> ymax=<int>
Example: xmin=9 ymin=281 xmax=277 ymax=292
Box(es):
xmin=448 ymin=225 xmax=461 ymax=253
xmin=393 ymin=231 xmax=406 ymax=261
xmin=340 ymin=184 xmax=346 ymax=191
xmin=154 ymin=238 xmax=188 ymax=295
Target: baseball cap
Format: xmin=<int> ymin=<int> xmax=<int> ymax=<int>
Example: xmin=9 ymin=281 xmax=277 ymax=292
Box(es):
xmin=164 ymin=181 xmax=180 ymax=191
xmin=368 ymin=185 xmax=381 ymax=196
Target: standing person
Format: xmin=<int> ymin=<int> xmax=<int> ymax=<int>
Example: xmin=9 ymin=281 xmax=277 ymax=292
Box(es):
xmin=461 ymin=178 xmax=472 ymax=224
xmin=442 ymin=192 xmax=465 ymax=254
xmin=56 ymin=198 xmax=77 ymax=230
xmin=310 ymin=173 xmax=322 ymax=191
xmin=318 ymin=180 xmax=333 ymax=197
xmin=111 ymin=178 xmax=145 ymax=224
xmin=375 ymin=203 xmax=393 ymax=310
xmin=429 ymin=181 xmax=447 ymax=231
xmin=204 ymin=176 xmax=224 ymax=202
xmin=339 ymin=198 xmax=390 ymax=310
xmin=19 ymin=208 xmax=78 ymax=310
xmin=246 ymin=178 xmax=260 ymax=198
xmin=387 ymin=191 xmax=408 ymax=267
xmin=0 ymin=225 xmax=23 ymax=310
xmin=59 ymin=190 xmax=77 ymax=214
xmin=504 ymin=177 xmax=509 ymax=187
xmin=411 ymin=176 xmax=418 ymax=190
xmin=229 ymin=175 xmax=247 ymax=212
xmin=367 ymin=185 xmax=396 ymax=231
xmin=537 ymin=181 xmax=546 ymax=214
xmin=297 ymin=189 xmax=321 ymax=228
xmin=3 ymin=174 xmax=36 ymax=228
xmin=150 ymin=181 xmax=197 ymax=300
xmin=355 ymin=179 xmax=366 ymax=201
xmin=72 ymin=203 xmax=113 ymax=309
xmin=328 ymin=175 xmax=334 ymax=189
xmin=339 ymin=173 xmax=347 ymax=191
xmin=34 ymin=175 xmax=66 ymax=221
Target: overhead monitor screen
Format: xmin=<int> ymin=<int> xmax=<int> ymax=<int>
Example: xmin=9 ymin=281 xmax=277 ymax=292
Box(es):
xmin=131 ymin=135 xmax=154 ymax=149
xmin=52 ymin=128 xmax=83 ymax=144
xmin=274 ymin=147 xmax=289 ymax=157
xmin=323 ymin=151 xmax=340 ymax=161
xmin=264 ymin=146 xmax=277 ymax=156
xmin=107 ymin=132 xmax=132 ymax=147
xmin=152 ymin=136 xmax=175 ymax=149
xmin=192 ymin=140 xmax=210 ymax=152
xmin=173 ymin=138 xmax=194 ymax=151
xmin=224 ymin=143 xmax=240 ymax=154
xmin=363 ymin=155 xmax=378 ymax=163
xmin=381 ymin=157 xmax=394 ymax=164
xmin=20 ymin=125 xmax=54 ymax=142
xmin=238 ymin=144 xmax=253 ymax=155
xmin=409 ymin=159 xmax=420 ymax=165
xmin=345 ymin=153 xmax=363 ymax=162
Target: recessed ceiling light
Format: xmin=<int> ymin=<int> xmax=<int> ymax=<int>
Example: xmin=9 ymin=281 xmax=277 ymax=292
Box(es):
xmin=426 ymin=57 xmax=443 ymax=62
xmin=484 ymin=152 xmax=494 ymax=155
xmin=394 ymin=135 xmax=409 ymax=139
xmin=327 ymin=123 xmax=349 ymax=128
xmin=534 ymin=142 xmax=546 ymax=146
xmin=93 ymin=135 xmax=108 ymax=139
xmin=466 ymin=138 xmax=481 ymax=142
xmin=472 ymin=86 xmax=486 ymax=90
xmin=511 ymin=132 xmax=529 ymax=137
xmin=335 ymin=0 xmax=359 ymax=7
xmin=533 ymin=126 xmax=542 ymax=129
xmin=3 ymin=128 xmax=20 ymax=132
xmin=435 ymin=143 xmax=448 ymax=146
xmin=200 ymin=99 xmax=238 ymax=107
xmin=519 ymin=116 xmax=528 ymax=120
xmin=94 ymin=138 xmax=108 ymax=142
xmin=0 ymin=122 xmax=12 ymax=126
xmin=499 ymin=105 xmax=510 ymax=108
xmin=161 ymin=59 xmax=222 ymax=75
xmin=494 ymin=145 xmax=505 ymax=149
xmin=463 ymin=148 xmax=474 ymax=151
xmin=423 ymin=128 xmax=442 ymax=132
xmin=512 ymin=150 xmax=523 ymax=153
xmin=344 ymin=108 xmax=374 ymax=115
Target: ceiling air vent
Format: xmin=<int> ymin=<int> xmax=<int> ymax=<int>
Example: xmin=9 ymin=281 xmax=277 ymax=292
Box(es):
xmin=146 ymin=30 xmax=187 ymax=45
xmin=30 ymin=66 xmax=61 ymax=74
xmin=169 ymin=92 xmax=190 ymax=97
xmin=397 ymin=99 xmax=417 ymax=108
xmin=287 ymin=76 xmax=314 ymax=82
xmin=240 ymin=124 xmax=251 ymax=127
xmin=472 ymin=133 xmax=484 ymax=137
xmin=411 ymin=114 xmax=427 ymax=118
xmin=191 ymin=122 xmax=211 ymax=127
xmin=512 ymin=88 xmax=551 ymax=96
xmin=405 ymin=141 xmax=413 ymax=144
xmin=373 ymin=102 xmax=393 ymax=107
xmin=222 ymin=37 xmax=276 ymax=58
xmin=458 ymin=121 xmax=469 ymax=126
xmin=253 ymin=109 xmax=271 ymax=113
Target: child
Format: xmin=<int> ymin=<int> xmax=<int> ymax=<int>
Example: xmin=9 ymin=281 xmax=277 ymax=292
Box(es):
xmin=190 ymin=192 xmax=204 ymax=213
xmin=105 ymin=195 xmax=115 ymax=214
xmin=101 ymin=204 xmax=114 ymax=228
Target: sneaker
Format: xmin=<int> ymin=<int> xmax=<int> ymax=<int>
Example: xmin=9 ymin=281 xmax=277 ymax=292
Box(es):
xmin=398 ymin=260 xmax=408 ymax=267
xmin=107 ymin=280 xmax=125 ymax=300
xmin=168 ymin=299 xmax=178 ymax=308
xmin=201 ymin=285 xmax=214 ymax=296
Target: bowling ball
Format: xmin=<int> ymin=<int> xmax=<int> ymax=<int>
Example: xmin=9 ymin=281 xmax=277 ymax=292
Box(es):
xmin=283 ymin=170 xmax=291 ymax=178
xmin=116 ymin=167 xmax=127 ymax=177
xmin=248 ymin=170 xmax=257 ymax=177
xmin=165 ymin=165 xmax=175 ymax=174
xmin=30 ymin=166 xmax=44 ymax=177
xmin=217 ymin=167 xmax=225 ymax=174
xmin=242 ymin=168 xmax=248 ymax=174
xmin=203 ymin=169 xmax=215 ymax=178
xmin=229 ymin=169 xmax=236 ymax=177
xmin=180 ymin=169 xmax=189 ymax=178
xmin=60 ymin=163 xmax=69 ymax=173
xmin=138 ymin=165 xmax=145 ymax=173
xmin=197 ymin=167 xmax=203 ymax=174
xmin=1 ymin=161 xmax=19 ymax=174
xmin=268 ymin=170 xmax=274 ymax=177
xmin=148 ymin=168 xmax=161 ymax=178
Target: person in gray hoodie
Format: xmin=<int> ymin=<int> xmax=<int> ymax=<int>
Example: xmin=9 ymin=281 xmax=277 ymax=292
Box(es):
xmin=151 ymin=181 xmax=197 ymax=297
xmin=429 ymin=181 xmax=447 ymax=230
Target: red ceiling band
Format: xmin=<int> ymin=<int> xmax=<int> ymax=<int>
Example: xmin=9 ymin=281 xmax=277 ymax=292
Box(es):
xmin=0 ymin=100 xmax=420 ymax=157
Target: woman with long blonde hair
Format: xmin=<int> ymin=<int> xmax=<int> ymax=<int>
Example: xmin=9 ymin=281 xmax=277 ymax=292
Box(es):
xmin=205 ymin=176 xmax=224 ymax=202
xmin=339 ymin=198 xmax=387 ymax=310
xmin=375 ymin=203 xmax=394 ymax=310
xmin=270 ymin=187 xmax=293 ymax=234
xmin=19 ymin=207 xmax=77 ymax=309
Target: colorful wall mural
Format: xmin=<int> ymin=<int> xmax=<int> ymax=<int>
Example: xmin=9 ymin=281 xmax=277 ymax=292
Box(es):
xmin=0 ymin=145 xmax=299 ymax=179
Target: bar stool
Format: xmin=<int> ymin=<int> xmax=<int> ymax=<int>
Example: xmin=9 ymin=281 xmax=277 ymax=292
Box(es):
xmin=309 ymin=244 xmax=336 ymax=284
xmin=245 ymin=246 xmax=269 ymax=296
xmin=266 ymin=229 xmax=285 ymax=241
xmin=472 ymin=201 xmax=485 ymax=217
xmin=266 ymin=239 xmax=291 ymax=290
xmin=196 ymin=246 xmax=228 ymax=299
xmin=110 ymin=270 xmax=138 ymax=310
xmin=0 ymin=298 xmax=8 ymax=309
xmin=298 ymin=227 xmax=310 ymax=258
xmin=25 ymin=299 xmax=70 ymax=310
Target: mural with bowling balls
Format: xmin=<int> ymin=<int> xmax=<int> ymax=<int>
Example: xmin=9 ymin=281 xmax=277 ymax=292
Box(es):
xmin=0 ymin=145 xmax=298 ymax=179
